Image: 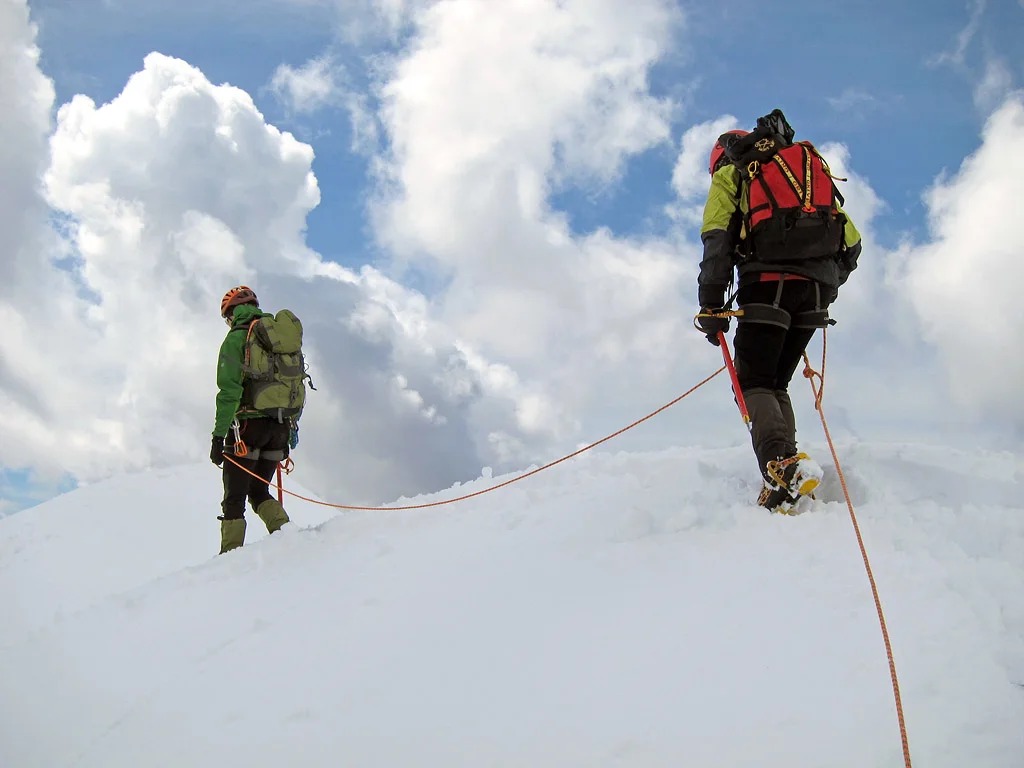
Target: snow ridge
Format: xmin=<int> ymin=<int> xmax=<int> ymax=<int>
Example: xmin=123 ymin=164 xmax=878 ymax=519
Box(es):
xmin=0 ymin=441 xmax=1022 ymax=767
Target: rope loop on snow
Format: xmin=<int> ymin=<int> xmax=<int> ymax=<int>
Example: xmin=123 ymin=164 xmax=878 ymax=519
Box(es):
xmin=221 ymin=366 xmax=727 ymax=511
xmin=802 ymin=330 xmax=913 ymax=768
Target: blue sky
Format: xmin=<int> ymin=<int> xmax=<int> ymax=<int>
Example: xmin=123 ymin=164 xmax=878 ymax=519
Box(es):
xmin=3 ymin=0 xmax=1023 ymax=516
xmin=29 ymin=0 xmax=1021 ymax=260
xmin=0 ymin=467 xmax=76 ymax=518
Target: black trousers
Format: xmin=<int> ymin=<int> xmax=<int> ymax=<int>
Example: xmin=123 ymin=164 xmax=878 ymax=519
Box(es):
xmin=733 ymin=279 xmax=828 ymax=475
xmin=220 ymin=418 xmax=291 ymax=520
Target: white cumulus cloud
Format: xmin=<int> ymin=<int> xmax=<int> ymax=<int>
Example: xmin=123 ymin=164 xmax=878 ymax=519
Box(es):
xmin=890 ymin=91 xmax=1024 ymax=425
xmin=0 ymin=0 xmax=56 ymax=294
xmin=668 ymin=115 xmax=739 ymax=225
xmin=0 ymin=14 xmax=566 ymax=507
xmin=5 ymin=0 xmax=1017 ymax=519
xmin=363 ymin=0 xmax=707 ymax=448
xmin=269 ymin=55 xmax=343 ymax=114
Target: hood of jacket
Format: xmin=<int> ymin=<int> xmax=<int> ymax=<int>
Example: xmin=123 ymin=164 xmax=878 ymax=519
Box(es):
xmin=229 ymin=302 xmax=268 ymax=327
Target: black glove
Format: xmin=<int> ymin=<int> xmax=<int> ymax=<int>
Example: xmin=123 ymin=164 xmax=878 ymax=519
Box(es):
xmin=696 ymin=309 xmax=730 ymax=346
xmin=210 ymin=435 xmax=225 ymax=467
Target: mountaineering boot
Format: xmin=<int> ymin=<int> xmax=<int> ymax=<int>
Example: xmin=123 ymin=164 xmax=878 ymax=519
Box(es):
xmin=757 ymin=453 xmax=824 ymax=515
xmin=219 ymin=518 xmax=247 ymax=554
xmin=255 ymin=499 xmax=290 ymax=534
xmin=745 ymin=388 xmax=797 ymax=470
xmin=774 ymin=389 xmax=797 ymax=445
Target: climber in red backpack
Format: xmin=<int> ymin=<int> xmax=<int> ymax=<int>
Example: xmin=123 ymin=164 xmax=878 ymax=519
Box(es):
xmin=694 ymin=109 xmax=863 ymax=513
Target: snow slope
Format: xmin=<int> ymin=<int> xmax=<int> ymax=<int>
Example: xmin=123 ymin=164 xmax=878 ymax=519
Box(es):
xmin=0 ymin=466 xmax=338 ymax=647
xmin=0 ymin=442 xmax=1022 ymax=767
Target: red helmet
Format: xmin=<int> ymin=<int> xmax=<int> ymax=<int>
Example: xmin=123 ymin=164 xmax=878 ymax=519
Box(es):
xmin=220 ymin=285 xmax=258 ymax=318
xmin=709 ymin=129 xmax=749 ymax=175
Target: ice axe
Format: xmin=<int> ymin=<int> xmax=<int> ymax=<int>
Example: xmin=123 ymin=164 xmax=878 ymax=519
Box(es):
xmin=718 ymin=332 xmax=751 ymax=431
xmin=694 ymin=308 xmax=750 ymax=430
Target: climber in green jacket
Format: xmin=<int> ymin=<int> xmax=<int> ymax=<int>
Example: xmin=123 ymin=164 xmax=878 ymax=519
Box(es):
xmin=210 ymin=286 xmax=292 ymax=554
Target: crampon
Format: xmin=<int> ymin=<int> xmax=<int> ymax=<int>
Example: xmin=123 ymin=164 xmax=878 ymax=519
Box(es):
xmin=757 ymin=452 xmax=823 ymax=515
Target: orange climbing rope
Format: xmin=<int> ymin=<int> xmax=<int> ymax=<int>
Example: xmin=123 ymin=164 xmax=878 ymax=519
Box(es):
xmin=222 ymin=365 xmax=727 ymax=511
xmin=802 ymin=330 xmax=913 ymax=768
xmin=220 ymin=327 xmax=911 ymax=762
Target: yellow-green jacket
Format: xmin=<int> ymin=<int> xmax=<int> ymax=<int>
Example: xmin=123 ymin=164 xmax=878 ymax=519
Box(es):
xmin=697 ymin=164 xmax=862 ymax=308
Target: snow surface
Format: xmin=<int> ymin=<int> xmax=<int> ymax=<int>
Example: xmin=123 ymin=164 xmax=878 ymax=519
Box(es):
xmin=1 ymin=442 xmax=1022 ymax=767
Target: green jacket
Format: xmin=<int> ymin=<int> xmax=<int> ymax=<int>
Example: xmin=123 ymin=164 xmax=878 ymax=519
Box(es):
xmin=697 ymin=163 xmax=863 ymax=307
xmin=212 ymin=303 xmax=271 ymax=437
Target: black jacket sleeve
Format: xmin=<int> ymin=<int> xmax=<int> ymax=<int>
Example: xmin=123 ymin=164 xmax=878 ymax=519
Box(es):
xmin=697 ymin=166 xmax=743 ymax=308
xmin=837 ymin=239 xmax=861 ymax=287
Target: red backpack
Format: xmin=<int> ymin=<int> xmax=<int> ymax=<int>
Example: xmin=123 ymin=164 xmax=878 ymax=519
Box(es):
xmin=718 ymin=113 xmax=847 ymax=264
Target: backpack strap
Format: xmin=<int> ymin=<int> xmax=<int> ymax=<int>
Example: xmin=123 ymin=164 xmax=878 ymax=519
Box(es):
xmin=231 ymin=318 xmax=278 ymax=391
xmin=802 ymin=142 xmax=847 ymax=207
xmin=744 ymin=174 xmax=778 ymax=259
xmin=243 ymin=319 xmax=259 ymax=371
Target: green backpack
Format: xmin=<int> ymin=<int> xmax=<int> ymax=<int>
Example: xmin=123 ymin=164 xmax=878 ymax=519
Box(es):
xmin=239 ymin=309 xmax=312 ymax=422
